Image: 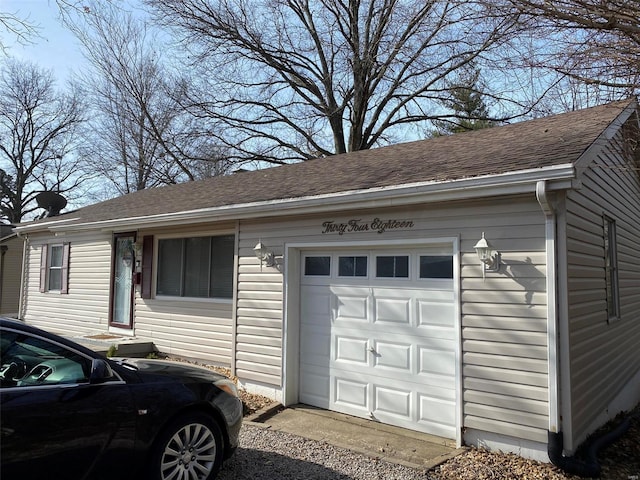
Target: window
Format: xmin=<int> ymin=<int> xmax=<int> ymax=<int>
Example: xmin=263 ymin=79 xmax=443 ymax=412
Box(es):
xmin=39 ymin=243 xmax=70 ymax=293
xmin=604 ymin=216 xmax=620 ymax=321
xmin=0 ymin=330 xmax=92 ymax=388
xmin=156 ymin=235 xmax=234 ymax=299
xmin=419 ymin=255 xmax=453 ymax=279
xmin=304 ymin=256 xmax=331 ymax=276
xmin=376 ymin=255 xmax=409 ymax=278
xmin=338 ymin=256 xmax=367 ymax=277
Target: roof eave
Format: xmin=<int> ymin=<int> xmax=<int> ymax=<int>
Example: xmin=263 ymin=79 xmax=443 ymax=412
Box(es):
xmin=16 ymin=164 xmax=576 ymax=234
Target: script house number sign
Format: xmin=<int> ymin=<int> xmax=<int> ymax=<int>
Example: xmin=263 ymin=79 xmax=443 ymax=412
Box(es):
xmin=321 ymin=218 xmax=415 ymax=235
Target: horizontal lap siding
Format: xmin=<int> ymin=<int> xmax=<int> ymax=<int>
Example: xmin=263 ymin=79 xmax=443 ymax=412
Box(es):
xmin=238 ymin=197 xmax=549 ymax=442
xmin=236 ymin=229 xmax=284 ymax=385
xmin=134 ymin=299 xmax=234 ymax=365
xmin=23 ymin=233 xmax=112 ymax=335
xmin=461 ymin=240 xmax=549 ymax=444
xmin=565 ymin=126 xmax=640 ymax=446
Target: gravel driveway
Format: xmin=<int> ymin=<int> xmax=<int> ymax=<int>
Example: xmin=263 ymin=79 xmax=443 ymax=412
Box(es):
xmin=217 ymin=410 xmax=640 ymax=480
xmin=217 ymin=425 xmax=429 ymax=479
xmin=170 ymin=360 xmax=640 ymax=480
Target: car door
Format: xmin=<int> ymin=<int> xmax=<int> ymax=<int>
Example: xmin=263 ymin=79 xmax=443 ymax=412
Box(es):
xmin=0 ymin=328 xmax=137 ymax=480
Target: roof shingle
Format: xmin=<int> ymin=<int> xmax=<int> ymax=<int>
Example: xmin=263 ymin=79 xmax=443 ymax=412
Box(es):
xmin=29 ymin=99 xmax=636 ymax=226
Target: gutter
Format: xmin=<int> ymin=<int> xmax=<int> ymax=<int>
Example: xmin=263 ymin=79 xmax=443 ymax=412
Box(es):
xmin=15 ymin=164 xmax=577 ymax=235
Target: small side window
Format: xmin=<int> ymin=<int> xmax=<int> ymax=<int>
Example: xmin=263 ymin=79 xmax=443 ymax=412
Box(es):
xmin=419 ymin=255 xmax=453 ymax=279
xmin=604 ymin=215 xmax=620 ymax=322
xmin=376 ymin=256 xmax=409 ymax=278
xmin=40 ymin=243 xmax=70 ymax=293
xmin=304 ymin=256 xmax=331 ymax=276
xmin=338 ymin=256 xmax=367 ymax=277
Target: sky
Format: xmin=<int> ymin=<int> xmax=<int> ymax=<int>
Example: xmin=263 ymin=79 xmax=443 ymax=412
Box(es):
xmin=1 ymin=0 xmax=89 ymax=85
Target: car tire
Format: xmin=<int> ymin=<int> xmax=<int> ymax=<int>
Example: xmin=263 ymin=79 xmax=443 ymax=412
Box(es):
xmin=150 ymin=412 xmax=224 ymax=480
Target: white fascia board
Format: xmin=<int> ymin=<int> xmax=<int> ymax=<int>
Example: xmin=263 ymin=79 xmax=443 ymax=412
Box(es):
xmin=20 ymin=164 xmax=576 ymax=234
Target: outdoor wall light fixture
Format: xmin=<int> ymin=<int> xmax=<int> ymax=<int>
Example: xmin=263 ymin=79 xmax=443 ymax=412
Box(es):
xmin=254 ymin=240 xmax=275 ymax=268
xmin=473 ymin=232 xmax=501 ymax=279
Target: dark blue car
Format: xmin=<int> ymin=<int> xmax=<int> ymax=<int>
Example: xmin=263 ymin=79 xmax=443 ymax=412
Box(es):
xmin=0 ymin=317 xmax=242 ymax=480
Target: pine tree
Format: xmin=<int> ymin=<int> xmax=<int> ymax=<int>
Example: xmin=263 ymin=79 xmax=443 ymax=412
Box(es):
xmin=433 ymin=68 xmax=494 ymax=135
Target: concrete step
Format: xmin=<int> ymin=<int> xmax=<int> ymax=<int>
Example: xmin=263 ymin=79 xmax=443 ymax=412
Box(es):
xmin=70 ymin=335 xmax=156 ymax=358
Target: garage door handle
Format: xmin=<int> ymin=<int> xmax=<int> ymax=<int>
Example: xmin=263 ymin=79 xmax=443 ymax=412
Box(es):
xmin=368 ymin=347 xmax=376 ymax=354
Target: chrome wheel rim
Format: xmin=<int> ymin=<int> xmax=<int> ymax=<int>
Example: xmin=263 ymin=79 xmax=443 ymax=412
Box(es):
xmin=160 ymin=422 xmax=217 ymax=480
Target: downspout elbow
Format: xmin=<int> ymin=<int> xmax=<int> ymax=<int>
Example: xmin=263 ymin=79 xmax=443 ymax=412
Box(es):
xmin=548 ymin=416 xmax=631 ymax=478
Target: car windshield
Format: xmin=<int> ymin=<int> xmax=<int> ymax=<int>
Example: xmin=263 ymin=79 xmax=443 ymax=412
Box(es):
xmin=0 ymin=330 xmax=92 ymax=387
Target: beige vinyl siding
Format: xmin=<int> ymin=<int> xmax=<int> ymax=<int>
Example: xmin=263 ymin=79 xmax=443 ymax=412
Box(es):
xmin=235 ymin=231 xmax=284 ymax=385
xmin=236 ymin=195 xmax=550 ymax=443
xmin=23 ymin=232 xmax=112 ymax=335
xmin=565 ymin=124 xmax=640 ymax=446
xmin=134 ymin=299 xmax=234 ymax=365
xmin=1 ymin=235 xmax=23 ymax=316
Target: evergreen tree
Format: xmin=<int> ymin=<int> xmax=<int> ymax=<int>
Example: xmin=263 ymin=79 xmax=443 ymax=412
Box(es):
xmin=433 ymin=68 xmax=495 ymax=135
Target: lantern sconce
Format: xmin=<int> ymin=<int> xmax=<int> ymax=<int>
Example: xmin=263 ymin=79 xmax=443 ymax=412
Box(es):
xmin=132 ymin=240 xmax=143 ymax=257
xmin=254 ymin=240 xmax=275 ymax=268
xmin=473 ymin=232 xmax=501 ymax=279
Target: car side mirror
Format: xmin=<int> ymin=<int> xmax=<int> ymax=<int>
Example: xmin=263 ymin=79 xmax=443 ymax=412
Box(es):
xmin=90 ymin=358 xmax=115 ymax=384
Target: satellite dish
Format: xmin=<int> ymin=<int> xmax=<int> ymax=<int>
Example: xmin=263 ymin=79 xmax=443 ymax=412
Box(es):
xmin=35 ymin=191 xmax=67 ymax=218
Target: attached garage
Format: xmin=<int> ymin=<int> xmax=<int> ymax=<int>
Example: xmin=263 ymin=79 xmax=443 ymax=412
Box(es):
xmin=296 ymin=245 xmax=460 ymax=440
xmin=17 ymin=99 xmax=640 ymax=465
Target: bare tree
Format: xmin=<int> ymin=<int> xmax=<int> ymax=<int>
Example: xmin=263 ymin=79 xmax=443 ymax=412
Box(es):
xmin=0 ymin=11 xmax=39 ymax=53
xmin=504 ymin=0 xmax=639 ymax=97
xmin=0 ymin=59 xmax=86 ymax=223
xmin=145 ymin=0 xmax=526 ymax=163
xmin=66 ymin=1 xmax=229 ymax=196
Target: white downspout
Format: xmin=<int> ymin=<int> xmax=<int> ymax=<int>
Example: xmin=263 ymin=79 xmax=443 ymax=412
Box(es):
xmin=536 ymin=180 xmax=561 ymax=434
xmin=17 ymin=233 xmax=29 ymax=320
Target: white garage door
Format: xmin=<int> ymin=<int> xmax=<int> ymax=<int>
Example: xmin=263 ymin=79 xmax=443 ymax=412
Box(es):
xmin=299 ymin=247 xmax=458 ymax=439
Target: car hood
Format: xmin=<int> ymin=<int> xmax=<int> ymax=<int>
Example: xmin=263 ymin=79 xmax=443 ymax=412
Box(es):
xmin=112 ymin=358 xmax=227 ymax=384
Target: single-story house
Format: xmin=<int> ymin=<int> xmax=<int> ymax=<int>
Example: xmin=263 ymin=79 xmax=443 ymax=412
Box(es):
xmin=14 ymin=98 xmax=640 ymax=464
xmin=0 ymin=225 xmax=23 ymax=317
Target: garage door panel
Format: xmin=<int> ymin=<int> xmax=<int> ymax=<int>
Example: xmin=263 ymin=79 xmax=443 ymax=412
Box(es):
xmin=419 ymin=345 xmax=457 ymax=377
xmin=374 ymin=385 xmax=411 ymax=418
xmin=418 ymin=300 xmax=455 ymax=328
xmin=373 ymin=340 xmax=411 ymax=371
xmin=335 ymin=376 xmax=368 ymax=410
xmin=373 ymin=297 xmax=411 ymax=325
xmin=334 ymin=294 xmax=369 ymax=324
xmin=335 ymin=335 xmax=368 ymax=364
xmin=418 ymin=395 xmax=456 ymax=436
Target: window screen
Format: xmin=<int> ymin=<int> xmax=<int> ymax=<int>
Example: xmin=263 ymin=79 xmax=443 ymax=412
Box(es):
xmin=156 ymin=235 xmax=234 ymax=299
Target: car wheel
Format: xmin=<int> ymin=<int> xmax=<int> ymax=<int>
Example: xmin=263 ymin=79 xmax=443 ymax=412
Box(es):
xmin=151 ymin=413 xmax=224 ymax=480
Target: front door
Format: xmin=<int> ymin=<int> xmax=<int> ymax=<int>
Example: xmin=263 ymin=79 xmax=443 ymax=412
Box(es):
xmin=110 ymin=234 xmax=136 ymax=329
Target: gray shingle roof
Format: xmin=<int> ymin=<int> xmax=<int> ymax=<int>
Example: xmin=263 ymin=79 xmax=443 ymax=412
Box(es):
xmin=28 ymin=99 xmax=637 ymax=226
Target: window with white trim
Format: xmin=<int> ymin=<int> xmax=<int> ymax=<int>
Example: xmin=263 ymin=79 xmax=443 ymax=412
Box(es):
xmin=603 ymin=215 xmax=620 ymax=321
xmin=39 ymin=243 xmax=70 ymax=293
xmin=376 ymin=255 xmax=409 ymax=278
xmin=156 ymin=235 xmax=234 ymax=299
